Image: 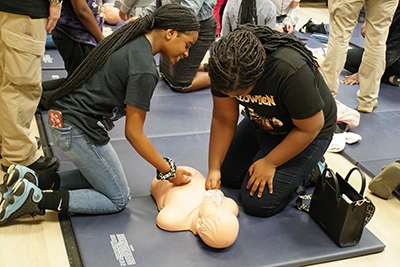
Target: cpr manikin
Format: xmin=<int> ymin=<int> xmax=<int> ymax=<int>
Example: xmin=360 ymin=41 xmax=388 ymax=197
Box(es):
xmin=150 ymin=166 xmax=240 ymax=249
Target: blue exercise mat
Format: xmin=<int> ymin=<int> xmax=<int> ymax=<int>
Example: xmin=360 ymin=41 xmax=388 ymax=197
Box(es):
xmin=294 ymin=31 xmax=327 ymax=49
xmin=41 ymin=49 xmax=65 ymax=70
xmin=295 ymin=22 xmax=364 ymax=49
xmin=41 ymin=69 xmax=67 ymax=81
xmin=39 ymin=80 xmax=385 ymax=267
xmin=70 ymin=184 xmax=385 ymax=267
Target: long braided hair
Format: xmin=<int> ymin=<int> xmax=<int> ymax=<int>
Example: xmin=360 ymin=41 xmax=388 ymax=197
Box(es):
xmin=238 ymin=0 xmax=258 ymax=25
xmin=208 ymin=24 xmax=319 ymax=93
xmin=43 ymin=4 xmax=199 ymax=108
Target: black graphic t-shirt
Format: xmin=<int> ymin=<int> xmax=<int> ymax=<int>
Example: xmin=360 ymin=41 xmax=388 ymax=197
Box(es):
xmin=212 ymin=46 xmax=337 ymax=139
xmin=50 ymin=35 xmax=159 ymax=145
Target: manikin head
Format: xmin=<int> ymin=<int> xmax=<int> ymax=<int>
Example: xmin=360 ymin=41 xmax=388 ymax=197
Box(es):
xmin=103 ymin=3 xmax=120 ymax=25
xmin=196 ymin=190 xmax=239 ymax=249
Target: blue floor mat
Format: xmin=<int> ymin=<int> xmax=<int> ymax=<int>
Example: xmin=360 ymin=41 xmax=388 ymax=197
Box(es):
xmin=70 ymin=187 xmax=385 ymax=267
xmin=41 ymin=49 xmax=65 ymax=70
xmin=39 ymin=80 xmax=385 ymax=267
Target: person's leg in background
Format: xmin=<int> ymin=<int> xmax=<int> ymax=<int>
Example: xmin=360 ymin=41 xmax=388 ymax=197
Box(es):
xmin=344 ymin=47 xmax=364 ymax=74
xmin=160 ymin=17 xmax=217 ymax=92
xmin=42 ymin=28 xmax=94 ymax=92
xmin=0 ymin=12 xmax=59 ymax=173
xmin=214 ymin=0 xmax=227 ymax=37
xmin=357 ymin=0 xmax=398 ymax=112
xmin=340 ymin=47 xmax=364 ymax=85
xmin=384 ymin=60 xmax=400 ymax=85
xmin=321 ymin=0 xmax=363 ymax=97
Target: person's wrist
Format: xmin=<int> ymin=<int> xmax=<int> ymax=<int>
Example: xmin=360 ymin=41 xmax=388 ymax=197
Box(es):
xmin=156 ymin=157 xmax=176 ymax=180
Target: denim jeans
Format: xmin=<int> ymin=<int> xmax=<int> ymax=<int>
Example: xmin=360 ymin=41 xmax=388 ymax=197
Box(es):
xmin=220 ymin=117 xmax=331 ymax=217
xmin=50 ymin=121 xmax=130 ymax=214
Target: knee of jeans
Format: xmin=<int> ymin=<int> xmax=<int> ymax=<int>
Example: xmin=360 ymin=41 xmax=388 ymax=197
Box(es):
xmin=112 ymin=190 xmax=130 ymax=211
xmin=241 ymin=193 xmax=284 ymax=217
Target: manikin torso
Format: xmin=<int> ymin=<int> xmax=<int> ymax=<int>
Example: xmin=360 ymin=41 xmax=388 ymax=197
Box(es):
xmin=150 ymin=166 xmax=239 ymax=235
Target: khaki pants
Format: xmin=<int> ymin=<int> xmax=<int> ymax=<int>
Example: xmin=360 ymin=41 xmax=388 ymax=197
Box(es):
xmin=0 ymin=11 xmax=47 ymax=166
xmin=321 ymin=0 xmax=398 ymax=108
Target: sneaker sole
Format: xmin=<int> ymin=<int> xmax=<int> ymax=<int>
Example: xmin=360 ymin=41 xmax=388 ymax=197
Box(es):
xmin=0 ymin=178 xmax=25 ymax=224
xmin=0 ymin=179 xmax=42 ymax=225
xmin=6 ymin=164 xmax=38 ymax=186
xmin=0 ymin=169 xmax=26 ymax=202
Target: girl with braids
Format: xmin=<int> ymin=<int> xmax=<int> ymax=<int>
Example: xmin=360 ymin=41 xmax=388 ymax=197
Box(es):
xmin=139 ymin=0 xmax=217 ymax=92
xmin=0 ymin=4 xmax=199 ymax=225
xmin=220 ymin=0 xmax=276 ymax=37
xmin=205 ymin=25 xmax=337 ymax=217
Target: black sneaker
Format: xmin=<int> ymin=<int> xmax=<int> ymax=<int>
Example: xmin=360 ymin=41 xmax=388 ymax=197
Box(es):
xmin=1 ymin=156 xmax=59 ymax=173
xmin=28 ymin=156 xmax=59 ymax=173
xmin=389 ymin=75 xmax=400 ymax=86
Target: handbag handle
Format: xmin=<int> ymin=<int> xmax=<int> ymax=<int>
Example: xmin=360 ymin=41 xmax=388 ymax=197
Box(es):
xmin=321 ymin=168 xmax=341 ymax=209
xmin=344 ymin=167 xmax=366 ymax=196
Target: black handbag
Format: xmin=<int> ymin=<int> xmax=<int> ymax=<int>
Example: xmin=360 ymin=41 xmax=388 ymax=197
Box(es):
xmin=296 ymin=167 xmax=376 ymax=247
xmin=299 ymin=18 xmax=328 ymax=34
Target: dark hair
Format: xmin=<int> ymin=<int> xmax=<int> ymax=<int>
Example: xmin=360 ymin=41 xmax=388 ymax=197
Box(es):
xmin=238 ymin=0 xmax=258 ymax=25
xmin=208 ymin=24 xmax=319 ymax=93
xmin=43 ymin=4 xmax=199 ymax=108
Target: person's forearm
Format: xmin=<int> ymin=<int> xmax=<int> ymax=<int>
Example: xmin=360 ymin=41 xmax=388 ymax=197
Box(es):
xmin=283 ymin=5 xmax=299 ymax=27
xmin=74 ymin=5 xmax=104 ymax=42
xmin=126 ymin=131 xmax=170 ymax=174
xmin=208 ymin=118 xmax=237 ymax=173
xmin=119 ymin=0 xmax=138 ymax=15
xmin=263 ymin=126 xmax=318 ymax=168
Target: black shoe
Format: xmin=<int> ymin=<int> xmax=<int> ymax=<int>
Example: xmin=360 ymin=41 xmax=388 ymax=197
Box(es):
xmin=389 ymin=75 xmax=400 ymax=86
xmin=28 ymin=156 xmax=59 ymax=173
xmin=2 ymin=156 xmax=59 ymax=173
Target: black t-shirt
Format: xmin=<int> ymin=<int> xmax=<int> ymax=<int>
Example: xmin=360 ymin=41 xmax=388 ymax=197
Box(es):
xmin=212 ymin=47 xmax=337 ymax=139
xmin=50 ymin=35 xmax=159 ymax=145
xmin=0 ymin=0 xmax=49 ymax=18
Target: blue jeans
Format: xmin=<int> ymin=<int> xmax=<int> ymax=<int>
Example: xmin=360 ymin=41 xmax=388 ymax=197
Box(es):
xmin=220 ymin=117 xmax=331 ymax=217
xmin=50 ymin=121 xmax=130 ymax=214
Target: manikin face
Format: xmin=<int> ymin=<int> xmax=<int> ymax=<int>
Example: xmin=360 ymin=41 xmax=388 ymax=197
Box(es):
xmin=162 ymin=30 xmax=198 ymax=64
xmin=197 ymin=190 xmax=225 ymax=228
xmin=196 ymin=190 xmax=239 ymax=249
